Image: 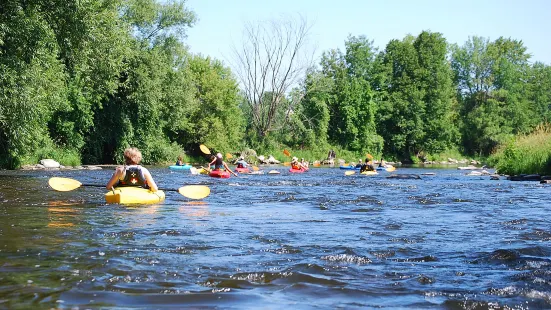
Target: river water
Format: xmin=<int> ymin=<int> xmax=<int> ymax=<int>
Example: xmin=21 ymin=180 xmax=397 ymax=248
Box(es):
xmin=0 ymin=167 xmax=550 ymax=309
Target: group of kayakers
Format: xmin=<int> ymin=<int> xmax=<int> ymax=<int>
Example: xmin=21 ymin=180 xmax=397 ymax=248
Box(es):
xmin=107 ymin=146 xmax=391 ymax=192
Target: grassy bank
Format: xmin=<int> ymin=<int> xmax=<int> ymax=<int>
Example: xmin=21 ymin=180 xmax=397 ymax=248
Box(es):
xmin=489 ymin=125 xmax=551 ymax=175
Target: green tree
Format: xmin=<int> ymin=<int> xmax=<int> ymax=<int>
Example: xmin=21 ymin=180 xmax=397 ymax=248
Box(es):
xmin=379 ymin=31 xmax=457 ymax=161
xmin=451 ymin=36 xmax=534 ymax=156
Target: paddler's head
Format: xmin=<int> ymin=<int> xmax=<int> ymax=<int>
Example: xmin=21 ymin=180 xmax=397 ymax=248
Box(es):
xmin=124 ymin=147 xmax=142 ymax=165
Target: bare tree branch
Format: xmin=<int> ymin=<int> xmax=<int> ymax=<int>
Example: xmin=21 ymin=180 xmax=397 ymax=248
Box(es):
xmin=231 ymin=15 xmax=314 ymax=137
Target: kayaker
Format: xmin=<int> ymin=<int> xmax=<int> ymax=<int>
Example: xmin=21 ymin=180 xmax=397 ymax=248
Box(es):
xmin=106 ymin=147 xmax=159 ymax=191
xmin=209 ymin=153 xmax=238 ymax=176
xmin=291 ymin=157 xmax=307 ymax=170
xmin=176 ymin=156 xmax=184 ymax=166
xmin=300 ymin=158 xmax=309 ymax=169
xmin=355 ymin=159 xmax=362 ymax=168
xmin=360 ymin=158 xmax=375 ymax=173
xmin=236 ymin=156 xmax=249 ymax=169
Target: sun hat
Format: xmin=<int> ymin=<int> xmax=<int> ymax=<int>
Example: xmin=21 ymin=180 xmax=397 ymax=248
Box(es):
xmin=217 ymin=153 xmax=223 ymax=158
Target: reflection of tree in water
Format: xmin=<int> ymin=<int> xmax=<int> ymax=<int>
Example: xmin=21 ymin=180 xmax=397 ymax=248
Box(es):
xmin=47 ymin=200 xmax=83 ymax=228
xmin=179 ymin=202 xmax=209 ymax=218
xmin=124 ymin=205 xmax=161 ymax=229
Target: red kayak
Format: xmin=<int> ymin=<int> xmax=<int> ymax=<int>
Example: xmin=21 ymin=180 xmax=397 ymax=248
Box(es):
xmin=209 ymin=169 xmax=231 ymax=178
xmin=235 ymin=167 xmax=250 ymax=173
xmin=289 ymin=167 xmax=307 ymax=173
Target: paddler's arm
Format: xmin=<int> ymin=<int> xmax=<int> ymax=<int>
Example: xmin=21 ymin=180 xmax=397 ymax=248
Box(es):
xmin=106 ymin=166 xmax=123 ymax=189
xmin=143 ymin=169 xmax=158 ymax=192
xmin=224 ymin=162 xmax=238 ymax=177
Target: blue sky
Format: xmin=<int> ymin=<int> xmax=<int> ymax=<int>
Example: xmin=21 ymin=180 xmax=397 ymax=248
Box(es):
xmin=184 ymin=0 xmax=551 ymax=67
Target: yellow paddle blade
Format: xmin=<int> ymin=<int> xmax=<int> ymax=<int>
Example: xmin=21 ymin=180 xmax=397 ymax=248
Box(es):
xmin=283 ymin=162 xmax=291 ymax=166
xmin=199 ymin=144 xmax=211 ymax=155
xmin=178 ymin=185 xmax=210 ymax=199
xmin=386 ymin=166 xmax=396 ymax=172
xmin=313 ymin=162 xmax=321 ymax=167
xmin=49 ymin=177 xmax=83 ymax=191
xmin=252 ymin=166 xmax=259 ymax=171
xmin=283 ymin=149 xmax=291 ymax=157
xmin=226 ymin=153 xmax=233 ymax=159
xmin=345 ymin=171 xmax=356 ymax=176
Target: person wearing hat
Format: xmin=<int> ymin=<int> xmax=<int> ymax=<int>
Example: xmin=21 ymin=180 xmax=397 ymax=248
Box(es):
xmin=209 ymin=152 xmax=238 ymax=176
xmin=235 ymin=156 xmax=249 ymax=169
xmin=300 ymin=158 xmax=309 ymax=169
xmin=291 ymin=156 xmax=307 ymax=171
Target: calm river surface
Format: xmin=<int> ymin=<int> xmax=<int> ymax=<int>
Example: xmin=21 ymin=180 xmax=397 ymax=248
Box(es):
xmin=0 ymin=166 xmax=550 ymax=309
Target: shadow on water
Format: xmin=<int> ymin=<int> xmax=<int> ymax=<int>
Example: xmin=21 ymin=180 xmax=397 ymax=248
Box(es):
xmin=0 ymin=167 xmax=550 ymax=308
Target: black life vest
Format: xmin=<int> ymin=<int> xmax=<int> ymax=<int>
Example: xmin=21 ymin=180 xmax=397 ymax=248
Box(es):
xmin=117 ymin=166 xmax=148 ymax=189
xmin=214 ymin=158 xmax=224 ymax=169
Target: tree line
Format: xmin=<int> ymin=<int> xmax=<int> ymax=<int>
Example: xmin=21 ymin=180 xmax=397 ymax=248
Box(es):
xmin=1 ymin=1 xmax=550 ymax=168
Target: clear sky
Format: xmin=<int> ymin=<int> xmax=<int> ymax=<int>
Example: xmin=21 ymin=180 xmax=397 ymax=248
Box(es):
xmin=184 ymin=0 xmax=551 ymax=67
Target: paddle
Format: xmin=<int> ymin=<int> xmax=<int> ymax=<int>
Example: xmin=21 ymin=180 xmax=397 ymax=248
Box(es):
xmin=200 ymin=144 xmax=211 ymax=155
xmin=48 ymin=177 xmax=210 ymax=200
xmin=226 ymin=153 xmax=233 ymax=159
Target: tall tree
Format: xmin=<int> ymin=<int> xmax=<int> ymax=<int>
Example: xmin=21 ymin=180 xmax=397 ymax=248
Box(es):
xmin=232 ymin=15 xmax=313 ymax=140
xmin=451 ymin=36 xmax=533 ymax=156
xmin=379 ymin=31 xmax=457 ymax=161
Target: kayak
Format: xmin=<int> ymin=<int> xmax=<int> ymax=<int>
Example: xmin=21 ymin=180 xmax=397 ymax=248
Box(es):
xmin=339 ymin=166 xmax=361 ymax=170
xmin=105 ymin=187 xmax=165 ymax=204
xmin=209 ymin=169 xmax=231 ymax=178
xmin=376 ymin=166 xmax=396 ymax=172
xmin=361 ymin=171 xmax=378 ymax=175
xmin=169 ymin=164 xmax=192 ymax=170
xmin=235 ymin=167 xmax=251 ymax=173
xmin=289 ymin=168 xmax=307 ymax=173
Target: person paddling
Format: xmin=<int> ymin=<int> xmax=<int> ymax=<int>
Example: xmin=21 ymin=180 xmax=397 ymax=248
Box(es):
xmin=360 ymin=158 xmax=375 ymax=173
xmin=209 ymin=153 xmax=238 ymax=176
xmin=176 ymin=156 xmax=184 ymax=166
xmin=106 ymin=147 xmax=158 ymax=191
xmin=235 ymin=156 xmax=249 ymax=169
xmin=291 ymin=157 xmax=307 ymax=171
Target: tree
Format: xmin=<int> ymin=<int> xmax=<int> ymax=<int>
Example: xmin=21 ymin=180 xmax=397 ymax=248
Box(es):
xmin=378 ymin=31 xmax=457 ymax=161
xmin=232 ymin=15 xmax=314 ymax=140
xmin=451 ymin=36 xmax=534 ymax=156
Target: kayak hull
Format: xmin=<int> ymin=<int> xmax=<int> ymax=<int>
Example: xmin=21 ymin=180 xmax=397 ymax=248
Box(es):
xmin=209 ymin=170 xmax=231 ymax=178
xmin=339 ymin=166 xmax=360 ymax=170
xmin=169 ymin=165 xmax=192 ymax=170
xmin=289 ymin=168 xmax=307 ymax=173
xmin=361 ymin=171 xmax=378 ymax=175
xmin=105 ymin=187 xmax=165 ymax=204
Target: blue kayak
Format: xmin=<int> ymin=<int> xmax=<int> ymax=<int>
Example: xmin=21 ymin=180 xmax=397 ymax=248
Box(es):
xmin=339 ymin=165 xmax=361 ymax=170
xmin=169 ymin=164 xmax=192 ymax=170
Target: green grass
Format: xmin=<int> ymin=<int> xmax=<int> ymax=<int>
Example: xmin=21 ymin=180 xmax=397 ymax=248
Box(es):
xmin=489 ymin=124 xmax=551 ymax=175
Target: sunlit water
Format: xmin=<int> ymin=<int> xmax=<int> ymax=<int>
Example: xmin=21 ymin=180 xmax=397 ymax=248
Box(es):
xmin=0 ymin=167 xmax=550 ymax=309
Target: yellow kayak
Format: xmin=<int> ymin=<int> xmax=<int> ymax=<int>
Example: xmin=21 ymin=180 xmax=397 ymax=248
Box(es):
xmin=361 ymin=171 xmax=378 ymax=175
xmin=105 ymin=187 xmax=165 ymax=204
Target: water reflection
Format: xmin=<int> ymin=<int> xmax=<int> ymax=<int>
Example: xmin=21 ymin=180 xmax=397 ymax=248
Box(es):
xmin=179 ymin=202 xmax=209 ymax=218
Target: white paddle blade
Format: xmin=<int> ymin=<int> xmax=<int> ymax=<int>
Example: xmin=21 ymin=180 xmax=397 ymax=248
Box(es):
xmin=178 ymin=185 xmax=210 ymax=199
xmin=48 ymin=177 xmax=83 ymax=191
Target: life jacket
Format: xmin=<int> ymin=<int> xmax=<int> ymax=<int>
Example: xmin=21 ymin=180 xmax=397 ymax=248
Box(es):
xmin=214 ymin=157 xmax=224 ymax=170
xmin=291 ymin=162 xmax=300 ymax=170
xmin=237 ymin=162 xmax=244 ymax=168
xmin=116 ymin=166 xmax=148 ymax=189
xmin=360 ymin=163 xmax=374 ymax=172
